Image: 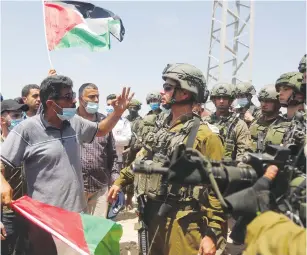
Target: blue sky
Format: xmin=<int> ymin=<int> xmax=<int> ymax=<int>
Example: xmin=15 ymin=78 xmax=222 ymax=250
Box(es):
xmin=1 ymin=1 xmax=306 ymax=115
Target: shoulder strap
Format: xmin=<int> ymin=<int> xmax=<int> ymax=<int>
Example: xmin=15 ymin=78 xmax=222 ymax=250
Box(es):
xmin=186 ymin=117 xmax=201 ymax=148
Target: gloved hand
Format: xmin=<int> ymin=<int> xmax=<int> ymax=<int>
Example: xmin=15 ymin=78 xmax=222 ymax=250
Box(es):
xmin=224 ymin=165 xmax=278 ymax=216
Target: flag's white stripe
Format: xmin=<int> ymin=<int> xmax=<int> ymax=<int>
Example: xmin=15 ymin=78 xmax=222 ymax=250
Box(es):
xmin=13 ymin=204 xmax=89 ymax=255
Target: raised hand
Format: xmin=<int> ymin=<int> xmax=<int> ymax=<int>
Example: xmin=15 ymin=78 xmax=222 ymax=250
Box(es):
xmin=111 ymin=87 xmax=134 ymax=116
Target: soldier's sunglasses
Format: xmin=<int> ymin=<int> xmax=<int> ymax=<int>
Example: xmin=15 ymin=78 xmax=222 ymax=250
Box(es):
xmin=163 ymin=84 xmax=175 ymax=92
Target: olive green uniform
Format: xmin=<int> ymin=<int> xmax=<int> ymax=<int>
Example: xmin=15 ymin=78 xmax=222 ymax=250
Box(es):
xmin=244 ymin=211 xmax=306 ymax=255
xmin=204 ymin=112 xmax=251 ymax=161
xmin=114 ymin=114 xmax=226 ymax=255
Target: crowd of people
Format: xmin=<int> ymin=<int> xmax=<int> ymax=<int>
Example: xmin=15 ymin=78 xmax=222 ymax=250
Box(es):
xmin=0 ymin=55 xmax=306 ymax=255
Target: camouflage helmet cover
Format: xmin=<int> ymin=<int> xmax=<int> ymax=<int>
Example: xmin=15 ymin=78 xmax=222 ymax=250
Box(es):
xmin=298 ymin=54 xmax=306 ymax=73
xmin=162 ymin=63 xmax=207 ymax=103
xmin=258 ymin=84 xmax=279 ymax=101
xmin=210 ymin=82 xmax=235 ymax=99
xmin=129 ymin=99 xmax=142 ymax=107
xmin=146 ymin=91 xmax=161 ymax=104
xmin=275 ymin=72 xmax=304 ymax=93
xmin=235 ymin=82 xmax=256 ymax=96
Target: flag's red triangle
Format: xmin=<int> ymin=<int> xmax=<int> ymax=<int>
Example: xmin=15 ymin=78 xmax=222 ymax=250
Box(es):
xmin=11 ymin=196 xmax=90 ymax=254
xmin=44 ymin=2 xmax=83 ymax=50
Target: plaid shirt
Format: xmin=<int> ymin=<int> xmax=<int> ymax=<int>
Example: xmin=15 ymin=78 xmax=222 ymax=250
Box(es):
xmin=1 ymin=135 xmax=26 ymax=212
xmin=80 ymin=112 xmax=119 ymax=193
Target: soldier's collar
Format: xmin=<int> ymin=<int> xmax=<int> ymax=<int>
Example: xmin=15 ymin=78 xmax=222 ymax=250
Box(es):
xmin=168 ymin=113 xmax=194 ymax=128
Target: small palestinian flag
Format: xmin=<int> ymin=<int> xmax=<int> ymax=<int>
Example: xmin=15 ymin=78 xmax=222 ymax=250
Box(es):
xmin=12 ymin=196 xmax=122 ymax=255
xmin=44 ymin=1 xmax=125 ymax=51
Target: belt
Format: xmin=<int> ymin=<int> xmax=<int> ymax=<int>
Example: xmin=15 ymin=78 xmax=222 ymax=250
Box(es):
xmin=147 ymin=198 xmax=200 ymax=212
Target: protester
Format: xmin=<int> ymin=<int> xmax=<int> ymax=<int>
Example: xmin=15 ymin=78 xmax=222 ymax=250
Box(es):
xmin=0 ymin=99 xmax=29 ymax=255
xmin=1 ymin=75 xmax=133 ymax=254
xmin=77 ymin=83 xmax=119 ymax=217
xmin=21 ymin=84 xmax=40 ymax=118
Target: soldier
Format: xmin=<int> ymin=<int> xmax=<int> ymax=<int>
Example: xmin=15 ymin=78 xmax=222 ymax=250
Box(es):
xmin=249 ymin=84 xmax=283 ymax=152
xmin=125 ymin=98 xmax=143 ymax=164
xmin=124 ymin=99 xmax=143 ymax=208
xmin=264 ymin=72 xmax=305 ymax=149
xmin=204 ymin=83 xmax=251 ymax=162
xmin=108 ymin=63 xmax=227 ymax=255
xmin=134 ymin=91 xmax=162 ymax=150
xmin=234 ymin=82 xmax=262 ymax=125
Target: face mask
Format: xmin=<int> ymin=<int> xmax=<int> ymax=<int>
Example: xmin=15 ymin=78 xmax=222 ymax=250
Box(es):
xmin=150 ymin=102 xmax=160 ymax=111
xmin=8 ymin=118 xmax=23 ymax=131
xmin=129 ymin=109 xmax=138 ymax=117
xmin=85 ymin=101 xmax=99 ymax=114
xmin=53 ymin=102 xmax=76 ymax=121
xmin=106 ymin=105 xmax=114 ymax=114
xmin=232 ymin=98 xmax=249 ymax=109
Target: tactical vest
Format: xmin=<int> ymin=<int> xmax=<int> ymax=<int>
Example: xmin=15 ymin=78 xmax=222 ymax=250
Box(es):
xmin=263 ymin=120 xmax=291 ymax=148
xmin=282 ymin=111 xmax=306 ymax=148
xmin=140 ymin=113 xmax=159 ymax=146
xmin=249 ymin=117 xmax=280 ymax=152
xmin=207 ymin=113 xmax=239 ymax=160
xmin=134 ymin=117 xmax=201 ymax=201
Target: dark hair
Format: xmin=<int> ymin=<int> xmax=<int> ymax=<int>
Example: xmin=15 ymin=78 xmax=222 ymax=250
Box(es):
xmin=40 ymin=75 xmax=73 ymax=109
xmin=14 ymin=97 xmax=24 ymax=104
xmin=106 ymin=94 xmax=116 ymax=101
xmin=78 ymin=83 xmax=98 ymax=97
xmin=21 ymin=84 xmax=40 ymax=97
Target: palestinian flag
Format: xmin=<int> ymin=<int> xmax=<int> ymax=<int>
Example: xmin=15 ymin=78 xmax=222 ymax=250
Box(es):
xmin=44 ymin=1 xmax=125 ymax=51
xmin=11 ymin=196 xmax=122 ymax=255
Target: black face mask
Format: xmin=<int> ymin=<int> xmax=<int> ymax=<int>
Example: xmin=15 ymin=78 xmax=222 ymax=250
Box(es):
xmin=129 ymin=109 xmax=138 ymax=117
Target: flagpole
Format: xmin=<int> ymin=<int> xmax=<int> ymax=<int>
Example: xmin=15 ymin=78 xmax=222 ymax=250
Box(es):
xmin=41 ymin=0 xmax=54 ymax=70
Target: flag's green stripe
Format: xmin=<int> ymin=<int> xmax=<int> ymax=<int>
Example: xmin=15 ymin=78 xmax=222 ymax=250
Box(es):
xmin=80 ymin=213 xmax=122 ymax=255
xmin=55 ymin=27 xmax=111 ymax=52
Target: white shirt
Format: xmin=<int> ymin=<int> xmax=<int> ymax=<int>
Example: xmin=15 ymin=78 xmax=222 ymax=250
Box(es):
xmin=112 ymin=117 xmax=131 ymax=162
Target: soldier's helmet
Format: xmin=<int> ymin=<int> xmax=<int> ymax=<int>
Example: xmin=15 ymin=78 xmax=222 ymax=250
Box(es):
xmin=162 ymin=63 xmax=207 ymax=103
xmin=258 ymin=84 xmax=279 ymax=101
xmin=129 ymin=99 xmax=142 ymax=110
xmin=234 ymin=82 xmax=256 ymax=97
xmin=146 ymin=91 xmax=161 ymax=104
xmin=275 ymin=72 xmax=304 ymax=94
xmin=298 ymin=54 xmax=306 ymax=73
xmin=210 ymin=82 xmax=235 ymax=100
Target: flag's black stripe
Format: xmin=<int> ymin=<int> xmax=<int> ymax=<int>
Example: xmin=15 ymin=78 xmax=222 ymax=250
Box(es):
xmin=60 ymin=1 xmax=125 ymax=41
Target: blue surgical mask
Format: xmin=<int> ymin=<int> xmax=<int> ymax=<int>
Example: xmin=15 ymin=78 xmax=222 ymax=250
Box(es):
xmin=232 ymin=98 xmax=249 ymax=109
xmin=106 ymin=105 xmax=114 ymax=114
xmin=150 ymin=102 xmax=160 ymax=111
xmin=54 ymin=103 xmax=76 ymax=121
xmin=8 ymin=118 xmax=23 ymax=131
xmin=85 ymin=102 xmax=99 ymax=114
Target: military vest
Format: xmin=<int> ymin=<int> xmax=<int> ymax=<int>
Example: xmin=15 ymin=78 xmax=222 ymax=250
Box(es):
xmin=263 ymin=118 xmax=291 ymax=148
xmin=134 ymin=116 xmax=203 ymax=200
xmin=249 ymin=116 xmax=283 ymax=152
xmin=206 ymin=113 xmax=239 ymax=160
xmin=139 ymin=113 xmax=159 ymax=146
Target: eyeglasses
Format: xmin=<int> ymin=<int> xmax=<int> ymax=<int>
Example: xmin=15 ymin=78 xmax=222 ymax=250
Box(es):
xmin=54 ymin=92 xmax=76 ymax=101
xmin=163 ymin=83 xmax=175 ymax=92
